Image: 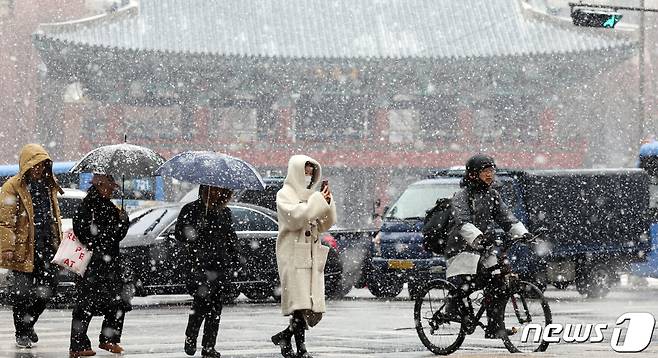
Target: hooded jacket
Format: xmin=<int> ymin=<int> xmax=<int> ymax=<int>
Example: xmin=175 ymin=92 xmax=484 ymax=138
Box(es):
xmin=0 ymin=144 xmax=64 ymax=272
xmin=446 ymin=178 xmax=528 ymax=278
xmin=276 ymin=155 xmax=336 ymax=316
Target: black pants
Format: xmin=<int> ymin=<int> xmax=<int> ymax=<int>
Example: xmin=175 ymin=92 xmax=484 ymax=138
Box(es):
xmin=448 ymin=269 xmax=507 ymax=330
xmin=69 ymin=303 xmax=125 ymax=351
xmin=11 ymin=253 xmax=58 ymax=338
xmin=185 ymin=293 xmax=223 ymax=350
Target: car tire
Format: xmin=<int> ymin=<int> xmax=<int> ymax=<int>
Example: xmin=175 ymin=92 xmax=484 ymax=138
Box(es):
xmin=367 ymin=274 xmax=403 ymax=298
xmin=576 ymin=263 xmax=613 ymax=299
xmin=552 ymin=281 xmax=571 ymax=290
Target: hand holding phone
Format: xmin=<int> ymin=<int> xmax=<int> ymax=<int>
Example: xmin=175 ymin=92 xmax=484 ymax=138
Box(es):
xmin=320 ymin=179 xmax=331 ymax=204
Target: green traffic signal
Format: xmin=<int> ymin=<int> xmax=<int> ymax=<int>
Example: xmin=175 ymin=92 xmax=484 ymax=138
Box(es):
xmin=603 ymin=14 xmax=622 ymax=28
xmin=571 ymin=8 xmax=623 ymax=28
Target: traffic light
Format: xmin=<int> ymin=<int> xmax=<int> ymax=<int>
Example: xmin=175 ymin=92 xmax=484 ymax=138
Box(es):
xmin=571 ymin=7 xmax=623 ymax=28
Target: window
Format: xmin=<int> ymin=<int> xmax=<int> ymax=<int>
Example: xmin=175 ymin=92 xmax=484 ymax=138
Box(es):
xmin=231 ymin=208 xmax=277 ymax=232
xmin=419 ymin=97 xmax=459 ymax=141
xmin=295 ymin=95 xmax=369 ymax=142
xmin=123 ymin=106 xmax=182 ymax=141
xmin=210 ymin=107 xmax=258 ymax=142
xmin=388 ymin=109 xmax=420 ymax=144
xmin=127 ymin=208 xmax=178 ymax=236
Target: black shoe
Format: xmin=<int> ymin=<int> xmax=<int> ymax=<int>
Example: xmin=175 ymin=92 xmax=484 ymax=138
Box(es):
xmin=201 ymin=347 xmax=221 ymax=358
xmin=28 ymin=328 xmax=38 ymax=343
xmin=271 ymin=331 xmax=295 ymax=358
xmin=297 ymin=352 xmax=313 ymax=358
xmin=484 ymin=326 xmax=517 ymax=339
xmin=15 ymin=336 xmax=32 ymax=349
xmin=184 ymin=336 xmax=197 ymax=356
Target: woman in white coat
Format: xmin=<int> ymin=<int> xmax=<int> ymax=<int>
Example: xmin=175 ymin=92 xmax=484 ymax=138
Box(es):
xmin=271 ymin=155 xmax=336 ymax=358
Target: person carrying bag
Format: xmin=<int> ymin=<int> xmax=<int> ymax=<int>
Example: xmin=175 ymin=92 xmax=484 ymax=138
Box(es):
xmin=271 ymin=155 xmax=337 ymax=358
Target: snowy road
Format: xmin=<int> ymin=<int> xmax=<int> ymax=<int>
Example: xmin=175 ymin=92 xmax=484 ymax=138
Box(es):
xmin=1 ymin=281 xmax=657 ymax=357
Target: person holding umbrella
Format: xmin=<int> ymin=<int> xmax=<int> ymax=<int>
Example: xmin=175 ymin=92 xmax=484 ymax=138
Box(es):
xmin=69 ymin=173 xmax=131 ymax=357
xmin=175 ymin=185 xmax=241 ymax=358
xmin=271 ymin=155 xmax=336 ymax=358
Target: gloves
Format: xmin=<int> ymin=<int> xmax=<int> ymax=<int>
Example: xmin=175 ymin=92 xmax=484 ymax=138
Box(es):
xmin=472 ymin=234 xmax=495 ymax=250
xmin=521 ymin=232 xmax=535 ymax=242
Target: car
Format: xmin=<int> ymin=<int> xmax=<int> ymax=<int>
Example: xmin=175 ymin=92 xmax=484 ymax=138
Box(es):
xmin=1 ymin=188 xmax=87 ymax=305
xmin=120 ymin=202 xmax=344 ymax=302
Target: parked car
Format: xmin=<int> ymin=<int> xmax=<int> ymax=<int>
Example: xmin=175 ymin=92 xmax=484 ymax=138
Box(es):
xmin=120 ymin=202 xmax=345 ymax=302
xmin=1 ymin=188 xmax=86 ymax=305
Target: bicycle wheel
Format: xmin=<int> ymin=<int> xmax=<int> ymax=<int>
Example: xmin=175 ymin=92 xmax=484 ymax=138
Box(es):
xmin=414 ymin=279 xmax=465 ymax=355
xmin=500 ymin=280 xmax=552 ymax=353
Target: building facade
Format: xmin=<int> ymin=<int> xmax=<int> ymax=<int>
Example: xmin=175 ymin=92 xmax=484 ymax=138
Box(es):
xmin=28 ymin=0 xmax=642 ymax=227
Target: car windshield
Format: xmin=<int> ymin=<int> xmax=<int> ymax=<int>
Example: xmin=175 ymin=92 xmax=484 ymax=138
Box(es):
xmin=385 ymin=183 xmax=460 ymax=220
xmin=127 ymin=207 xmax=179 ymax=236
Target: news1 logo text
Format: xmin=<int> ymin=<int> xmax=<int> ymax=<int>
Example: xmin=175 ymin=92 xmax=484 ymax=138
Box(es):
xmin=521 ymin=312 xmax=656 ymax=353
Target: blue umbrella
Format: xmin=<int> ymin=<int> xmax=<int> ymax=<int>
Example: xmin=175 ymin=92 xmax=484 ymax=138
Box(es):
xmin=155 ymin=151 xmax=265 ymax=190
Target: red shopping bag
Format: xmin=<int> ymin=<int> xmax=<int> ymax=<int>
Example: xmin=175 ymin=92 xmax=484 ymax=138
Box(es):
xmin=51 ymin=229 xmax=92 ymax=276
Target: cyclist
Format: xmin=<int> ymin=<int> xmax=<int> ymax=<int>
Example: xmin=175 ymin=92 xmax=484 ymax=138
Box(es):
xmin=444 ymin=154 xmax=533 ymax=339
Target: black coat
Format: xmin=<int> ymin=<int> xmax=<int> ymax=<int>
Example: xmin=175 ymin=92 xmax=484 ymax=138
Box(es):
xmin=174 ymin=200 xmax=240 ymax=299
xmin=447 ymin=180 xmax=520 ymax=257
xmin=72 ymin=186 xmax=130 ymax=315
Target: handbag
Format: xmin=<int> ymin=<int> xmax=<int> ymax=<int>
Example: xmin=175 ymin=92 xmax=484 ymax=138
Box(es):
xmin=51 ymin=229 xmax=92 ymax=276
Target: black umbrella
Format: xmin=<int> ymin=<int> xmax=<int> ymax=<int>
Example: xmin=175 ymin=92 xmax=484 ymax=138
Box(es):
xmin=70 ymin=143 xmax=166 ymax=208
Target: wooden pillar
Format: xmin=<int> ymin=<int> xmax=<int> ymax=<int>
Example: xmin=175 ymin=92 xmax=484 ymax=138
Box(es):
xmin=193 ymin=106 xmax=211 ymax=146
xmin=539 ymin=109 xmax=555 ymax=147
xmin=372 ymin=95 xmax=390 ymax=144
xmin=457 ymin=109 xmax=474 ymax=145
xmin=105 ymin=104 xmax=124 ymax=144
xmin=274 ymin=96 xmax=294 ymax=144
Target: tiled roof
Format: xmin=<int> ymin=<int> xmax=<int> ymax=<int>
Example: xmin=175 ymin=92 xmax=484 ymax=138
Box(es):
xmin=34 ymin=0 xmax=633 ymax=59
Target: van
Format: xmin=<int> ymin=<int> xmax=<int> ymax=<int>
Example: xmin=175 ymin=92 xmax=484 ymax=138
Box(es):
xmin=369 ymin=168 xmax=651 ymax=299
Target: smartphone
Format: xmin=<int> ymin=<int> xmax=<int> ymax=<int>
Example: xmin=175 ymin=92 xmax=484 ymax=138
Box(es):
xmin=320 ymin=179 xmax=329 ymax=191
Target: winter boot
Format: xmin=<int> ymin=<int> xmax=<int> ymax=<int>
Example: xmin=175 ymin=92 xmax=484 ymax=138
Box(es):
xmin=293 ymin=328 xmax=312 ymax=358
xmin=271 ymin=328 xmax=295 ymax=358
xmin=28 ymin=327 xmax=39 ymax=343
xmin=201 ymin=347 xmax=222 ymax=358
xmin=184 ymin=336 xmax=197 ymax=356
xmin=15 ymin=336 xmax=32 ymax=349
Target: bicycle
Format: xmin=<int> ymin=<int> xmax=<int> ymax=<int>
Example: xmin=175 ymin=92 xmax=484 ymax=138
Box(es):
xmin=414 ymin=237 xmax=552 ymax=355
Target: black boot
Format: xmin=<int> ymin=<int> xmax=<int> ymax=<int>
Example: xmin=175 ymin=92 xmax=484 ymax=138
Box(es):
xmin=291 ymin=311 xmax=311 ymax=358
xmin=271 ymin=328 xmax=295 ymax=358
xmin=201 ymin=347 xmax=221 ymax=358
xmin=184 ymin=311 xmax=203 ymax=356
xmin=293 ymin=327 xmax=312 ymax=358
xmin=184 ymin=336 xmax=197 ymax=356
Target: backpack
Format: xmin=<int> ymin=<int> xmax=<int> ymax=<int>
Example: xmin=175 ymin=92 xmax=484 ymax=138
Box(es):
xmin=422 ymin=198 xmax=454 ymax=254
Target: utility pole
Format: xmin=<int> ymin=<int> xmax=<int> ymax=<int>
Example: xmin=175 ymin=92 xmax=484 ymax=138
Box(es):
xmin=639 ymin=0 xmax=646 ymax=142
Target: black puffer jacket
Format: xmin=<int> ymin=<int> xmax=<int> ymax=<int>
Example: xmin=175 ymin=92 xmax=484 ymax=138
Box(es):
xmin=72 ymin=186 xmax=130 ymax=314
xmin=174 ymin=200 xmax=240 ymax=298
xmin=446 ymin=179 xmax=520 ymax=257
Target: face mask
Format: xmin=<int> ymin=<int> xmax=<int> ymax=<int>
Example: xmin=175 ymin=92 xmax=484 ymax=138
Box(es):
xmin=305 ymin=175 xmax=313 ymax=187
